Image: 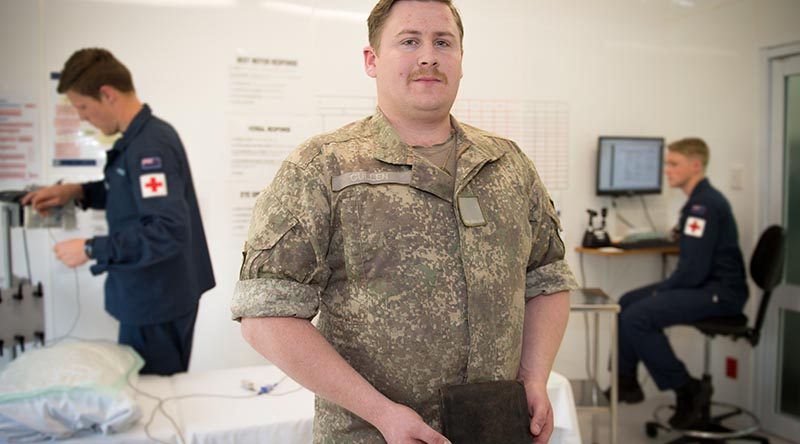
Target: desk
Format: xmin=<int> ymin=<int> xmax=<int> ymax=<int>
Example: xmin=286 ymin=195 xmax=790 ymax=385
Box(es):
xmin=576 ymin=245 xmax=679 ymax=280
xmin=66 ymin=366 xmax=582 ymax=444
xmin=570 ymin=288 xmax=620 ymax=444
xmin=574 ymin=246 xmax=679 ymax=256
xmin=571 ymin=246 xmax=678 ymax=444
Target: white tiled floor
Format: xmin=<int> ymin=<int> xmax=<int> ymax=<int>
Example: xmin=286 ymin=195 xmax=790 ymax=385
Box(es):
xmin=576 ymin=393 xmax=798 ymax=444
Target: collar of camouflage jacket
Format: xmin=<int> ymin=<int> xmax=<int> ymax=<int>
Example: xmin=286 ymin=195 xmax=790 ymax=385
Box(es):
xmin=368 ymin=108 xmax=506 ymax=200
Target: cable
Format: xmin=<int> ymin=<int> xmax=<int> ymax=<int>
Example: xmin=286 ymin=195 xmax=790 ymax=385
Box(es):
xmin=239 ymin=375 xmax=303 ymax=397
xmin=45 ymin=226 xmax=57 ymax=245
xmin=579 ymin=252 xmax=586 ymax=289
xmin=611 ymin=198 xmax=635 ymax=229
xmin=124 ymin=371 xmax=300 ymax=444
xmin=44 ymin=228 xmax=84 ymax=345
xmin=263 ymin=386 xmax=305 ymax=397
xmin=125 ymin=372 xmax=186 ymax=444
xmin=639 ymin=195 xmax=657 ymax=231
xmin=583 ymin=313 xmax=594 ymax=382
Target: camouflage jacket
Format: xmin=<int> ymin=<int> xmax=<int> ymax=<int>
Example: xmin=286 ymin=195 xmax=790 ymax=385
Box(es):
xmin=231 ymin=109 xmax=577 ymax=443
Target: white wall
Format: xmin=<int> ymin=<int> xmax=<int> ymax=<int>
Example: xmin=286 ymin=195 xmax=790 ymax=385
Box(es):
xmin=547 ymin=0 xmax=800 ymax=411
xmin=1 ymin=0 xmax=799 ymax=411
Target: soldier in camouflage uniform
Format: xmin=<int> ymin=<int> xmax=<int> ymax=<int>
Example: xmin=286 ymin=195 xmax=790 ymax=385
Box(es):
xmin=231 ymin=1 xmax=577 ymax=443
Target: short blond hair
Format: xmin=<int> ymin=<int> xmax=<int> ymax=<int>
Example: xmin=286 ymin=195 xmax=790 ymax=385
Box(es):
xmin=668 ymin=137 xmax=709 ymax=168
xmin=367 ymin=0 xmax=464 ymax=53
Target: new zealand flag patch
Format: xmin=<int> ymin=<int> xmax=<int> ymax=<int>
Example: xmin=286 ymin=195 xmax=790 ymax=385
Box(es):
xmin=140 ymin=156 xmax=162 ymax=171
xmin=690 ymin=204 xmax=707 ymax=215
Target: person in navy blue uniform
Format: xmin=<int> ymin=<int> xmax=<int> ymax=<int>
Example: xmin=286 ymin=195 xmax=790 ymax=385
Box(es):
xmin=22 ymin=48 xmax=215 ymax=375
xmin=608 ymin=137 xmax=748 ymax=429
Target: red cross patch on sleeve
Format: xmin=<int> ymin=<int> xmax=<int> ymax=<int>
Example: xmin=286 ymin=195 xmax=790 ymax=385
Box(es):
xmin=140 ymin=173 xmax=168 ymax=198
xmin=683 ymin=216 xmax=706 ymax=238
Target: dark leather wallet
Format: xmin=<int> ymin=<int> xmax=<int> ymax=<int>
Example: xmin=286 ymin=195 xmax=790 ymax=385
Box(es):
xmin=439 ymin=379 xmax=533 ymax=444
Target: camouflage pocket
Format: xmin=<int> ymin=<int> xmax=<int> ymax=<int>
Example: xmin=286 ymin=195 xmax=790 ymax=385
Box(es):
xmin=241 ymin=197 xmax=301 ymax=280
xmin=336 ymin=189 xmax=396 ymax=282
xmin=247 ymin=198 xmax=298 ymax=249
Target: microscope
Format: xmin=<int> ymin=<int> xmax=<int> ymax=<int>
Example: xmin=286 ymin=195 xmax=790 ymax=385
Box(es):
xmin=582 ymin=207 xmax=611 ymax=248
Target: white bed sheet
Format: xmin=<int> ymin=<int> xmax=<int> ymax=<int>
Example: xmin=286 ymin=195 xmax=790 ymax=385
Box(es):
xmin=170 ymin=365 xmax=314 ymax=444
xmin=59 ymin=366 xmax=581 ymax=444
xmin=62 ymin=375 xmax=180 ymax=444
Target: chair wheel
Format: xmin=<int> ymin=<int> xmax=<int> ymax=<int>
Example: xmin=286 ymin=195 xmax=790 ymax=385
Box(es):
xmin=645 ymin=422 xmax=659 ymax=438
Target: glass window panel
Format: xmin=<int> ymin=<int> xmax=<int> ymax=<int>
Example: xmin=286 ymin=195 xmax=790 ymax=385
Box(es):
xmin=779 ymin=309 xmax=800 ymax=419
xmin=785 ymin=74 xmax=800 ymax=284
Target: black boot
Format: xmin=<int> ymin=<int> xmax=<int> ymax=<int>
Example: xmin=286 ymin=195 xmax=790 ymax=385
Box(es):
xmin=668 ymin=378 xmax=712 ymax=430
xmin=604 ymin=375 xmax=644 ymax=404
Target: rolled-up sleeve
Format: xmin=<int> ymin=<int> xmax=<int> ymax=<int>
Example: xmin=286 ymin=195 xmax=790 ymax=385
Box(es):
xmin=525 ymin=260 xmax=577 ymax=300
xmin=524 ymin=163 xmax=578 ymax=301
xmin=231 ymin=160 xmax=331 ymax=321
xmin=232 ymin=278 xmax=320 ymax=320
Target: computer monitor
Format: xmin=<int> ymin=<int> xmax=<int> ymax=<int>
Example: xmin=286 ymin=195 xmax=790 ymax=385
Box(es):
xmin=596 ymin=136 xmax=664 ymax=196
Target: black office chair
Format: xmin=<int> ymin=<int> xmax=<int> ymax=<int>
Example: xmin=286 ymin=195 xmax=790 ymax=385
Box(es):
xmin=645 ymin=225 xmax=786 ymax=443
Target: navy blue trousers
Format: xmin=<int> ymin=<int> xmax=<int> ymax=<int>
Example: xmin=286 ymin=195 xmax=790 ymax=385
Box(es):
xmin=118 ymin=309 xmax=198 ymax=376
xmin=618 ymin=283 xmax=742 ymax=391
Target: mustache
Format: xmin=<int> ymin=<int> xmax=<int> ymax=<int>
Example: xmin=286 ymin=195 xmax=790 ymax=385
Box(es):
xmin=408 ymin=68 xmax=448 ymax=84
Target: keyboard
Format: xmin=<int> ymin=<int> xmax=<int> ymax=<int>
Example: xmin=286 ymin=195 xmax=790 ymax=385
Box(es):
xmin=614 ymin=238 xmax=679 ymax=250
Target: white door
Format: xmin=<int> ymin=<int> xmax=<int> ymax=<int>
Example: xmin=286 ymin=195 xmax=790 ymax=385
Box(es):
xmin=757 ymin=49 xmax=800 ymax=442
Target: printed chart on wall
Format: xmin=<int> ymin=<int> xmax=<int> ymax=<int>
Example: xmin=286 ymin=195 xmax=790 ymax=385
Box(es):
xmin=229 ymin=186 xmax=265 ymax=250
xmin=0 ymin=99 xmax=40 ymax=188
xmin=317 ymin=95 xmax=377 ymax=132
xmin=226 ymin=68 xmax=571 ymax=246
xmin=453 ymin=99 xmax=570 ymax=191
xmin=226 ymin=52 xmax=316 ymax=246
xmin=49 ymin=73 xmax=114 ymax=168
xmin=315 ymin=95 xmax=571 ymax=191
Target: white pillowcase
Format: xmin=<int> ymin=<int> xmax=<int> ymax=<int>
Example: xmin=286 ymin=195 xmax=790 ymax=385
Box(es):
xmin=0 ymin=340 xmax=144 ymax=442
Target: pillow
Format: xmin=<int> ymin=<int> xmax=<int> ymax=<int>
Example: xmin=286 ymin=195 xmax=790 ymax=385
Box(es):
xmin=0 ymin=340 xmax=144 ymax=442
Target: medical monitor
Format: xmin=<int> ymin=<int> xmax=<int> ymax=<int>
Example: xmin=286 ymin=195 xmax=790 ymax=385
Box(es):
xmin=596 ymin=136 xmax=664 ymax=196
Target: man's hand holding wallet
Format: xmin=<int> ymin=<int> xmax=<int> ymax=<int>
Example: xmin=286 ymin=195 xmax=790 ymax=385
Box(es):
xmin=523 ymin=380 xmax=554 ymax=444
xmin=439 ymin=378 xmax=553 ymax=444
